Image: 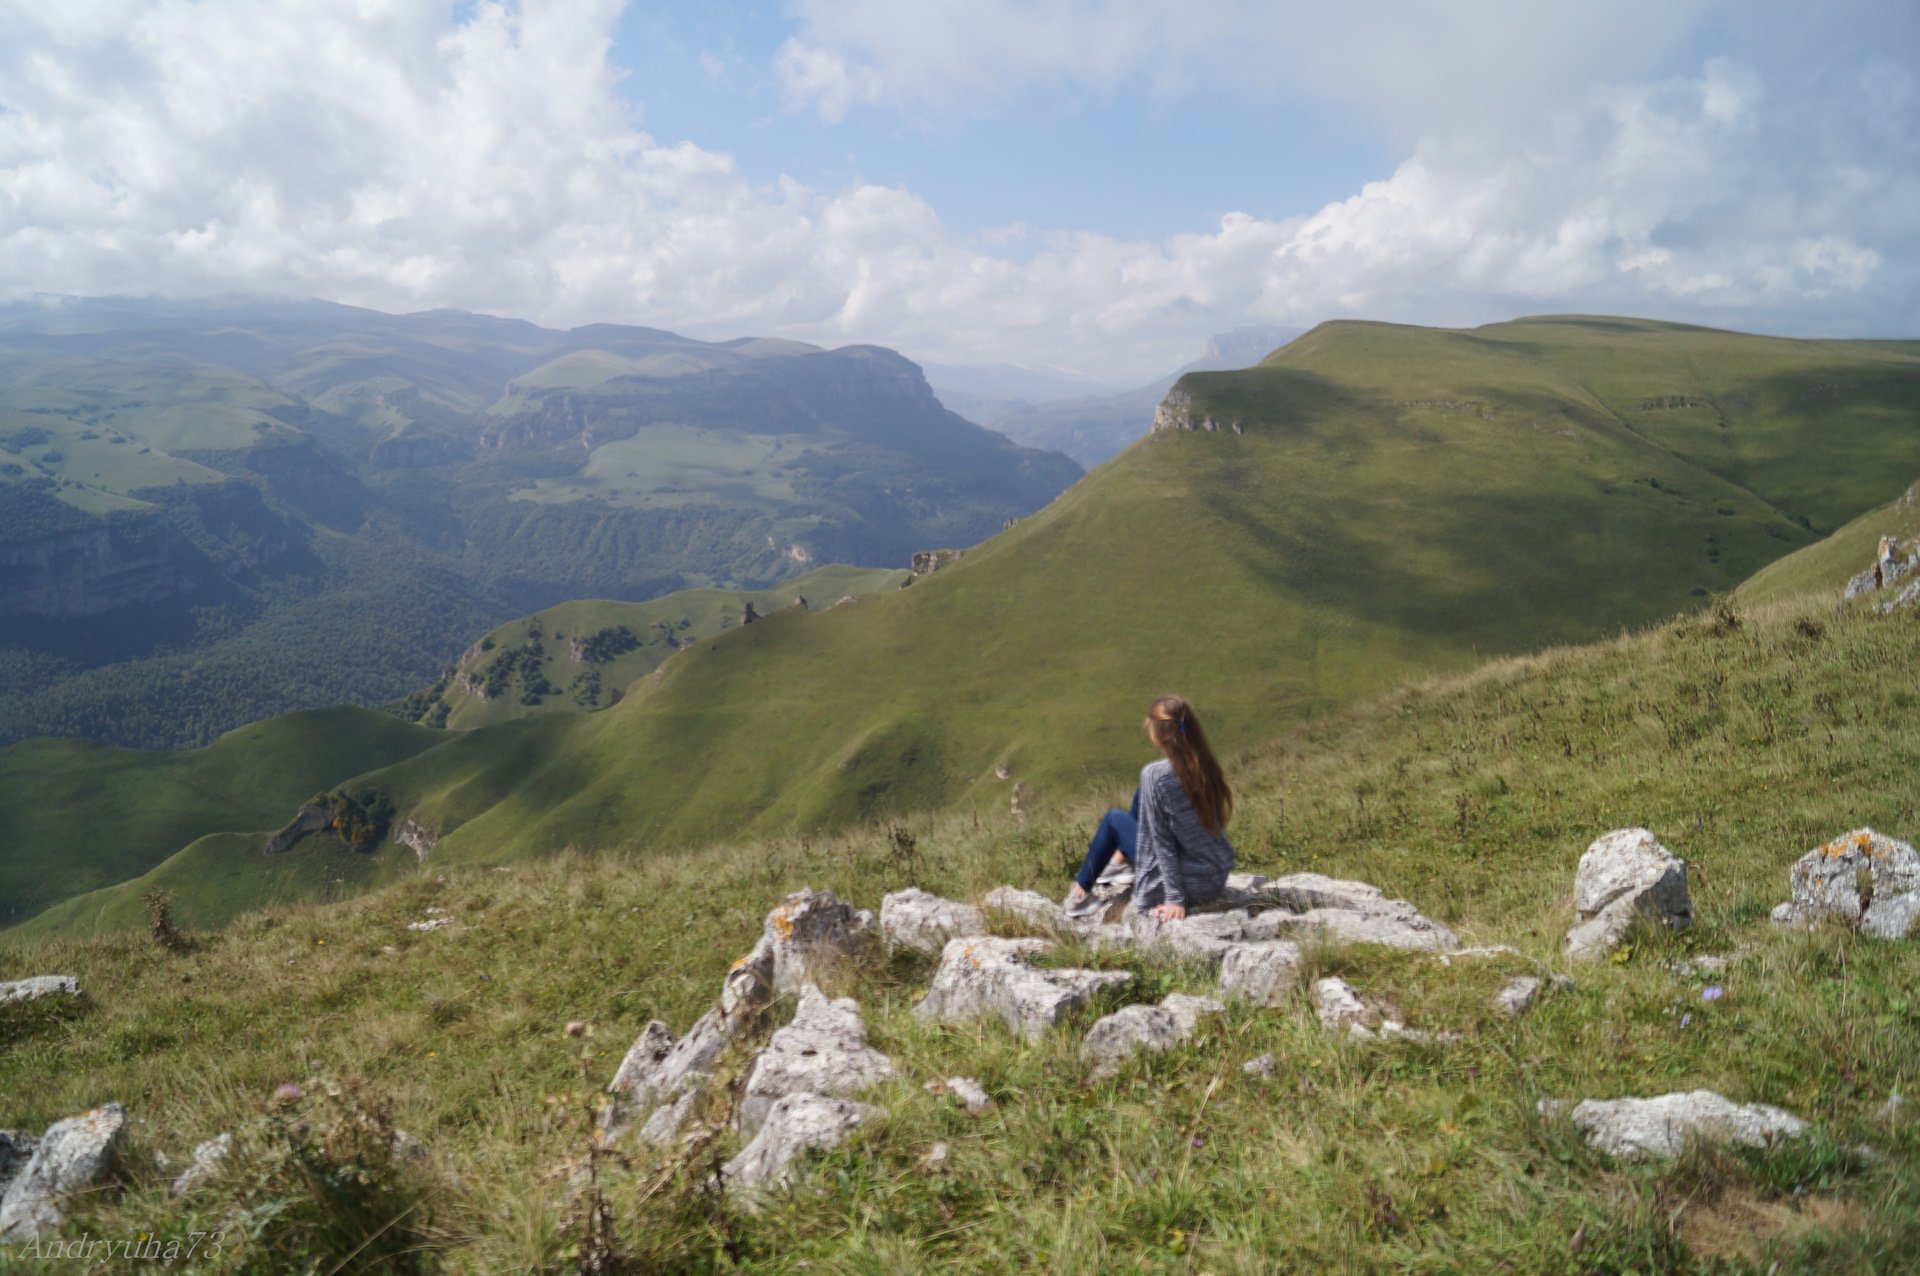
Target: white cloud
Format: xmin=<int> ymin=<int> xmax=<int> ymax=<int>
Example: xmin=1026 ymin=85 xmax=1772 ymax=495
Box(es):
xmin=0 ymin=0 xmax=1914 ymax=383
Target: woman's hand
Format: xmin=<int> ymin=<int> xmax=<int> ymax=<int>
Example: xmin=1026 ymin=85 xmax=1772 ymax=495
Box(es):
xmin=1152 ymin=902 xmax=1186 ymax=921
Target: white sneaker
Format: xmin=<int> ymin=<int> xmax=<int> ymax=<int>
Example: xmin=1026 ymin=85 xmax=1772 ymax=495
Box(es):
xmin=1095 ymin=864 xmax=1135 ymax=888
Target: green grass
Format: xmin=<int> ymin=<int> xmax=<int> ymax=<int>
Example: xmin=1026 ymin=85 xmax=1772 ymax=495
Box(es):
xmin=508 ymin=424 xmax=808 ymax=510
xmin=1739 ymin=479 xmax=1920 ymax=607
xmin=312 ymin=316 xmax=1920 ymax=864
xmin=0 ymin=708 xmax=444 ymax=927
xmin=4 ymin=584 xmax=1916 ymax=1271
xmin=17 ymin=316 xmax=1920 ymax=937
xmin=410 ymin=563 xmax=909 ymax=729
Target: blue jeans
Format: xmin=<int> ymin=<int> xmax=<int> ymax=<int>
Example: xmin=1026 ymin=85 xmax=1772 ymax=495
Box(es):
xmin=1074 ymin=788 xmax=1140 ymax=890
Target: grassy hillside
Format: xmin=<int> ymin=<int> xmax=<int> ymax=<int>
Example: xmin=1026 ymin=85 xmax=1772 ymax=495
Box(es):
xmin=328 ymin=317 xmax=1920 ymax=859
xmin=4 ymin=583 xmax=1916 ymax=1271
xmin=1738 ymin=478 xmax=1920 ymax=606
xmin=398 ymin=563 xmax=908 ymax=729
xmin=0 ymin=708 xmax=442 ymax=926
xmin=18 ymin=316 xmax=1920 ymax=936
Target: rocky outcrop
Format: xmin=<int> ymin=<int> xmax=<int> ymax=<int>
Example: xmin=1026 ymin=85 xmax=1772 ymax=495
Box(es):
xmin=1226 ymin=873 xmax=1461 ymax=952
xmin=0 ymin=976 xmax=81 ymax=1005
xmin=1771 ymin=828 xmax=1920 ymax=938
xmin=264 ymin=800 xmax=336 ymax=855
xmin=914 ymin=937 xmax=1131 ymax=1040
xmin=604 ymin=889 xmax=875 ymax=1144
xmin=1541 ymin=1091 xmax=1807 ymax=1161
xmin=1845 ymin=535 xmax=1916 ymax=601
xmin=720 ymin=1094 xmax=880 ymax=1204
xmin=1217 ymin=941 xmax=1304 ymax=1006
xmin=392 ymin=818 xmax=439 ymax=862
xmin=1151 ymin=385 xmax=1238 ymax=435
xmin=900 ymin=547 xmax=966 ymax=586
xmin=879 ymin=889 xmax=986 ymax=956
xmin=1081 ymin=993 xmax=1224 ymax=1079
xmin=1564 ymin=829 xmax=1692 ymax=959
xmin=982 ymin=886 xmax=1069 ymax=934
xmin=0 ymin=1103 xmax=126 ymax=1239
xmin=738 ymin=986 xmax=895 ymax=1137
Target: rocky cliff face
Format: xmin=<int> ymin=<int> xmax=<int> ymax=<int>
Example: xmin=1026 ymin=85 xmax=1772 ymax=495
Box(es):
xmin=0 ymin=482 xmax=303 ymax=622
xmin=1151 ymin=386 xmax=1240 ymax=435
xmin=0 ymin=517 xmax=197 ymax=621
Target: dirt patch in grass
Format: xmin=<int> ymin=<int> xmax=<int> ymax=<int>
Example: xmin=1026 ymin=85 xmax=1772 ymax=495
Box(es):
xmin=1668 ymin=1185 xmax=1861 ymax=1265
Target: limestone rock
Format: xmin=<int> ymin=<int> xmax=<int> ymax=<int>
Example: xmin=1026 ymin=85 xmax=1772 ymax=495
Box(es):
xmin=879 ymin=889 xmax=986 ymax=956
xmin=0 ymin=1103 xmax=126 ymax=1240
xmin=1224 ymin=873 xmax=1460 ymax=952
xmin=606 ymin=1021 xmax=679 ymax=1109
xmin=1494 ymin=976 xmax=1543 ymax=1018
xmin=0 ymin=976 xmax=81 ymax=1005
xmin=943 ymin=1077 xmax=993 ymax=1116
xmin=1081 ymin=994 xmax=1224 ymax=1079
xmin=167 ymin=1132 xmax=231 ymax=1199
xmin=982 ymin=886 xmax=1067 ymax=934
xmin=1564 ymin=829 xmax=1692 ymax=960
xmin=1241 ymin=1053 xmax=1277 ymax=1078
xmin=739 ymin=986 xmax=896 ymax=1136
xmin=757 ymin=888 xmax=878 ymax=992
xmin=1773 ymin=829 xmax=1920 ymax=938
xmin=637 ymin=1091 xmax=700 ymax=1147
xmin=1312 ymin=978 xmax=1376 ymax=1036
xmin=0 ymin=1133 xmax=37 ymax=1200
xmin=721 ymin=1094 xmax=880 ymax=1203
xmin=1543 ymin=1091 xmax=1807 ymax=1160
xmin=1218 ymin=940 xmax=1304 ymax=1006
xmin=914 ymin=937 xmax=1131 ymax=1041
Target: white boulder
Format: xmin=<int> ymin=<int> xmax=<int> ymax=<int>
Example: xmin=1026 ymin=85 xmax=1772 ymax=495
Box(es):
xmin=0 ymin=1103 xmax=126 ymax=1239
xmin=1542 ymin=1091 xmax=1807 ymax=1160
xmin=1080 ymin=994 xmax=1224 ymax=1079
xmin=1564 ymin=829 xmax=1692 ymax=960
xmin=1772 ymin=829 xmax=1920 ymax=939
xmin=879 ymin=889 xmax=986 ymax=955
xmin=0 ymin=977 xmax=81 ymax=1006
xmin=738 ymin=986 xmax=895 ymax=1136
xmin=721 ymin=1094 xmax=881 ymax=1203
xmin=914 ymin=937 xmax=1131 ymax=1041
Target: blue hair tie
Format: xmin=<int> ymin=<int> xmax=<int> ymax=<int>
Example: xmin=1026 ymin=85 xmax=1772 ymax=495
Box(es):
xmin=1177 ymin=719 xmax=1186 ymax=734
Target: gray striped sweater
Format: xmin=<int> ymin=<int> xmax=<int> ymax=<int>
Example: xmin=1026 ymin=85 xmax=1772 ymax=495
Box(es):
xmin=1130 ymin=758 xmax=1235 ymax=911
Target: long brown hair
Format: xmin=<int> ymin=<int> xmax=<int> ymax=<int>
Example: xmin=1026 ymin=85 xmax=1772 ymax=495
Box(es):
xmin=1145 ymin=694 xmax=1232 ymax=834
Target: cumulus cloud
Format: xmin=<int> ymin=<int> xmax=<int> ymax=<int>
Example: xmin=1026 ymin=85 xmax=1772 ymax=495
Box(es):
xmin=0 ymin=0 xmax=1914 ymax=382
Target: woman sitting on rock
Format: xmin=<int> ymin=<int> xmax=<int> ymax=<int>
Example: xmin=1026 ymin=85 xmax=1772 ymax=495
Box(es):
xmin=1065 ymin=694 xmax=1235 ymax=921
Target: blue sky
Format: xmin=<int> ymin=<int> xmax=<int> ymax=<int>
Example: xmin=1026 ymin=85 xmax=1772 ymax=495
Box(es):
xmin=1 ymin=1 xmax=1915 ymax=381
xmin=610 ymin=0 xmax=1394 ymax=246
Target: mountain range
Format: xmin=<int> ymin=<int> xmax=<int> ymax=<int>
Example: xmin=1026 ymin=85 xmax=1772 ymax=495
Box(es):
xmin=10 ymin=313 xmax=1920 ymax=937
xmin=0 ymin=298 xmax=1079 ymax=748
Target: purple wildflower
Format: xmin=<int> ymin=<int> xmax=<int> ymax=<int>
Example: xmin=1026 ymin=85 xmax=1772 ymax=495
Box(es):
xmin=1702 ymin=985 xmax=1724 ymax=1002
xmin=1190 ymin=1135 xmax=1205 ymax=1148
xmin=1680 ymin=1013 xmax=1692 ymax=1029
xmin=275 ymin=1082 xmax=304 ymax=1101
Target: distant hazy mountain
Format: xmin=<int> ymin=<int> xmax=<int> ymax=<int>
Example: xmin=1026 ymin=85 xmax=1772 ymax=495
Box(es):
xmin=0 ymin=297 xmax=1080 ymax=748
xmin=926 ymin=325 xmax=1304 ymax=467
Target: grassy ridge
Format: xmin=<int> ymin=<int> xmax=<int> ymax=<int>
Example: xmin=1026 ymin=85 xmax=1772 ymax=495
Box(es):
xmin=17 ymin=316 xmax=1920 ymax=937
xmin=0 ymin=707 xmax=441 ymax=926
xmin=1739 ymin=479 xmax=1920 ymax=607
xmin=4 ymin=578 xmax=1916 ymax=1270
xmin=331 ymin=317 xmax=1920 ymax=863
xmin=407 ymin=563 xmax=908 ymax=729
